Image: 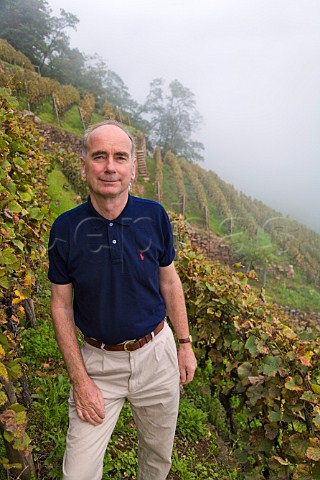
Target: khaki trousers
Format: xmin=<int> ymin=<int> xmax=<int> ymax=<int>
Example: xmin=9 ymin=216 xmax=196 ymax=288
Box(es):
xmin=62 ymin=323 xmax=180 ymax=480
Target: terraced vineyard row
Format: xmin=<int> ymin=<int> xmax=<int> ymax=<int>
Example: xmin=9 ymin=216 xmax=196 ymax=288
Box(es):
xmin=153 ymin=151 xmax=320 ymax=288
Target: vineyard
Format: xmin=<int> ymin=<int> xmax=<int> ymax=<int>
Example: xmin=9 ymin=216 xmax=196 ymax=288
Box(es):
xmin=1 ymin=34 xmax=320 ymax=479
xmin=0 ymin=39 xmax=128 ymax=130
xmin=147 ymin=150 xmax=320 ymax=311
xmin=0 ymin=38 xmax=319 ymax=309
xmin=0 ymin=88 xmax=53 ymax=478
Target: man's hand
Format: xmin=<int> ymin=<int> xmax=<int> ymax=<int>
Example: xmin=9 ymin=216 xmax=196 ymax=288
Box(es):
xmin=177 ymin=343 xmax=197 ymax=385
xmin=73 ymin=378 xmax=105 ymax=426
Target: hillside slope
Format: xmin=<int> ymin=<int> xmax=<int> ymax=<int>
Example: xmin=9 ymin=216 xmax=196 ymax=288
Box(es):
xmin=29 ymin=116 xmax=320 ymax=314
xmin=0 ymin=39 xmax=319 ymax=313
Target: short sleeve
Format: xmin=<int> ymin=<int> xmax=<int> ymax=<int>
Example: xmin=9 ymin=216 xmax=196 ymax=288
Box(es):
xmin=47 ymin=221 xmax=72 ymax=284
xmin=158 ymin=208 xmax=175 ymax=267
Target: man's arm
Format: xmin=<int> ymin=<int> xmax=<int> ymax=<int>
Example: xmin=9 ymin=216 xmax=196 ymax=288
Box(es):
xmin=159 ymin=263 xmax=197 ymax=384
xmin=50 ymin=283 xmax=105 ymax=425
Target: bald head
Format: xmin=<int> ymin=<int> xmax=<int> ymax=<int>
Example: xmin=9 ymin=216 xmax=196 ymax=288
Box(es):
xmin=82 ymin=120 xmax=136 ymax=159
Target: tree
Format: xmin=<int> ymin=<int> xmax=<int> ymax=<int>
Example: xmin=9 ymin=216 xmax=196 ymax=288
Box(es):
xmin=103 ymin=68 xmax=138 ymax=115
xmin=0 ymin=0 xmax=50 ymax=66
xmin=42 ymin=46 xmax=86 ymax=87
xmin=0 ymin=0 xmax=79 ymax=74
xmin=142 ymin=78 xmax=204 ymax=162
xmin=38 ymin=8 xmax=79 ymax=72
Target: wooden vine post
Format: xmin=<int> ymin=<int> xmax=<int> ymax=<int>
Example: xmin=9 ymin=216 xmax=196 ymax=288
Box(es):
xmin=0 ymin=380 xmax=35 ymax=479
xmin=52 ymin=93 xmax=61 ymax=126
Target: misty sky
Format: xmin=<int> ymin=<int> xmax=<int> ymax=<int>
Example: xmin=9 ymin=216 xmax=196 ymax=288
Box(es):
xmin=47 ymin=0 xmax=320 ymax=232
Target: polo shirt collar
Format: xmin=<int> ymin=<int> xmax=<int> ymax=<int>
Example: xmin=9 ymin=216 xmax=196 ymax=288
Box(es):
xmin=86 ymin=195 xmax=134 ymax=226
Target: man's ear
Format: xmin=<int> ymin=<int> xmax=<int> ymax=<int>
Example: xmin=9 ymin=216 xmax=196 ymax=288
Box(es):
xmin=131 ymin=159 xmax=136 ymax=181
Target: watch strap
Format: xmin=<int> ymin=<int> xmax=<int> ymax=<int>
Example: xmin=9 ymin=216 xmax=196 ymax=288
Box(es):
xmin=178 ymin=335 xmax=192 ymax=344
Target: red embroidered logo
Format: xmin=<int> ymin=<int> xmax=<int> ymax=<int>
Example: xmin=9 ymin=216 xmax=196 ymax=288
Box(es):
xmin=139 ymin=252 xmax=145 ymax=261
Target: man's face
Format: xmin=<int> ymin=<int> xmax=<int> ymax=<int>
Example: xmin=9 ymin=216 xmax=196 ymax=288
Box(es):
xmin=81 ymin=125 xmax=136 ymax=201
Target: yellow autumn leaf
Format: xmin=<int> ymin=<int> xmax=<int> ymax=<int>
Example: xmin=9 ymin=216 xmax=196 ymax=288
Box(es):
xmin=297 ymin=351 xmax=313 ymax=367
xmin=0 ymin=344 xmax=5 ymax=359
xmin=0 ymin=390 xmax=8 ymax=407
xmin=311 ymin=384 xmax=320 ymax=395
xmin=12 ymin=290 xmax=25 ymax=305
xmin=282 ymin=326 xmax=297 ymax=340
xmin=0 ymin=362 xmax=9 ymax=381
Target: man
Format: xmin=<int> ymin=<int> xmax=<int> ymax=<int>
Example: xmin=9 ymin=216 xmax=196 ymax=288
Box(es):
xmin=48 ymin=120 xmax=197 ymax=480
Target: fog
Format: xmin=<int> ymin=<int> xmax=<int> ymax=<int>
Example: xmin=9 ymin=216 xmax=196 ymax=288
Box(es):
xmin=47 ymin=0 xmax=320 ymax=233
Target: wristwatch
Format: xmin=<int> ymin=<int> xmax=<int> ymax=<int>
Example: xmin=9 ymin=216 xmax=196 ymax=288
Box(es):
xmin=178 ymin=335 xmax=192 ymax=344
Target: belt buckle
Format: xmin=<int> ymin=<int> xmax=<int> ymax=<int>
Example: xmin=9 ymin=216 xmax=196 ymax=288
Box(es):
xmin=123 ymin=339 xmax=135 ymax=352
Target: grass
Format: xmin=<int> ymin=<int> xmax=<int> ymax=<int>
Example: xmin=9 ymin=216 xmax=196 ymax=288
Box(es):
xmin=9 ymin=277 xmax=238 ymax=479
xmin=161 ymin=162 xmax=181 ymax=213
xmin=60 ymin=105 xmax=84 ymax=133
xmin=47 ymin=167 xmax=80 ymax=216
xmin=265 ymin=278 xmax=320 ymax=312
xmin=35 ymin=99 xmax=57 ymax=124
xmin=36 ymin=101 xmax=104 ymax=133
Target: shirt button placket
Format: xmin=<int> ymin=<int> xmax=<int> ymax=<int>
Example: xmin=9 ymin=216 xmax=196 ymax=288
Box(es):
xmin=109 ymin=222 xmax=120 ymax=260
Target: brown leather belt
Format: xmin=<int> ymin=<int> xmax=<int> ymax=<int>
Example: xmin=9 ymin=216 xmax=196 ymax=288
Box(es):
xmin=84 ymin=320 xmax=165 ymax=352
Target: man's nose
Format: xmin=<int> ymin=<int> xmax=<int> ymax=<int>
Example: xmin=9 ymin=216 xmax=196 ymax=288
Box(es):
xmin=103 ymin=157 xmax=116 ymax=171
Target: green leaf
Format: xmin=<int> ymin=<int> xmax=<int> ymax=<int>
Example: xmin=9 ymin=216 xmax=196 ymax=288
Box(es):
xmin=7 ymin=200 xmax=22 ymax=213
xmin=311 ymin=384 xmax=320 ymax=394
xmin=10 ymin=141 xmax=27 ymax=154
xmin=29 ymin=207 xmax=44 ymax=220
xmin=289 ymin=434 xmax=309 ymax=459
xmin=0 ymin=390 xmax=8 ymax=407
xmin=14 ymin=157 xmax=27 ymax=169
xmin=9 ymin=403 xmax=26 ymax=413
xmin=12 ymin=432 xmax=31 ymax=451
xmin=245 ymin=335 xmax=258 ymax=356
xmin=12 ymin=240 xmax=24 ymax=252
xmin=6 ymin=181 xmax=16 ymax=195
xmin=0 ymin=137 xmax=9 ymax=150
xmin=0 ymin=247 xmax=19 ymax=265
xmin=237 ymin=362 xmax=252 ymax=381
xmin=0 ymin=333 xmax=10 ymax=348
xmin=301 ymin=391 xmax=319 ymax=403
xmin=233 ymin=447 xmax=249 ymax=465
xmin=313 ymin=413 xmax=320 ymax=428
xmin=205 ymin=282 xmax=215 ymax=292
xmin=3 ymin=431 xmax=13 ymax=443
xmin=268 ymin=410 xmax=281 ymax=422
xmin=6 ymin=359 xmax=23 ymax=380
xmin=18 ymin=191 xmax=33 ymax=202
xmin=247 ymin=383 xmax=265 ymax=405
xmin=262 ymin=356 xmax=285 ymax=377
xmin=0 ymin=277 xmax=10 ymax=288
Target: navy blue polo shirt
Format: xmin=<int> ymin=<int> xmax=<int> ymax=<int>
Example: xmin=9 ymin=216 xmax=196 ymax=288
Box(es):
xmin=48 ymin=195 xmax=175 ymax=344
